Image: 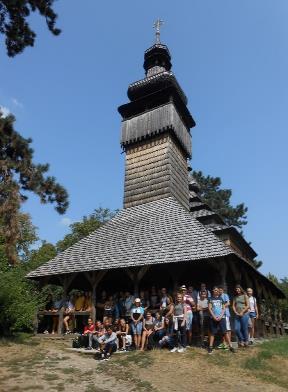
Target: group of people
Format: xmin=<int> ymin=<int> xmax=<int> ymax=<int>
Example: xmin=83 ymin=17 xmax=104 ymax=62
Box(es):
xmin=60 ymin=283 xmax=259 ymax=360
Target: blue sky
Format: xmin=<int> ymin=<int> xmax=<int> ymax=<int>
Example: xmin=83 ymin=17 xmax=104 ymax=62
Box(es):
xmin=0 ymin=0 xmax=287 ymax=278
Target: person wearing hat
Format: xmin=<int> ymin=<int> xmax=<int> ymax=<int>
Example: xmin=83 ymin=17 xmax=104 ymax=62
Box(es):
xmin=130 ymin=298 xmax=145 ymax=349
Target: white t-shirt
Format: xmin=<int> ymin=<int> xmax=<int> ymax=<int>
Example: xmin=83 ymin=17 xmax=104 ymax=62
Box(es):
xmin=248 ymin=296 xmax=257 ymax=312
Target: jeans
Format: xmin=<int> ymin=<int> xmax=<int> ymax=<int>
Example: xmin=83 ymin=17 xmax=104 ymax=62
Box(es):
xmin=234 ymin=314 xmax=249 ymax=343
xmin=173 ymin=325 xmax=187 ymax=348
xmin=88 ymin=333 xmax=99 ymax=348
xmin=103 ymin=342 xmax=117 ymax=354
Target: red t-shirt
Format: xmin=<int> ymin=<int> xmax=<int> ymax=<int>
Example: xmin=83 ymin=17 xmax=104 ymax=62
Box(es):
xmin=84 ymin=324 xmax=95 ymax=334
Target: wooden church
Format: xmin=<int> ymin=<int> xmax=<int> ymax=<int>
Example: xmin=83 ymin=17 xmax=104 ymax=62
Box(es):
xmin=27 ymin=25 xmax=284 ymax=329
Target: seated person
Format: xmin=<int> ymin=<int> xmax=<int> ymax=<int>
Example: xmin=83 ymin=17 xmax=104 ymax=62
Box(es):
xmin=147 ymin=311 xmax=165 ymax=348
xmin=83 ymin=318 xmax=95 ymax=350
xmin=63 ymin=295 xmax=75 ymax=334
xmin=74 ymin=291 xmax=85 ymax=311
xmin=51 ymin=295 xmax=64 ymax=334
xmin=140 ymin=311 xmax=155 ymax=351
xmin=98 ymin=325 xmax=118 ymax=360
xmin=84 ymin=291 xmax=93 ymax=312
xmin=116 ymin=318 xmax=131 ymax=351
xmin=42 ymin=294 xmax=54 ymax=334
xmin=158 ymin=317 xmax=174 ymax=349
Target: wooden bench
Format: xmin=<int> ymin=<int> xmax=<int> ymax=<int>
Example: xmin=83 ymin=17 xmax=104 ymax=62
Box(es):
xmin=35 ymin=310 xmax=91 ymax=335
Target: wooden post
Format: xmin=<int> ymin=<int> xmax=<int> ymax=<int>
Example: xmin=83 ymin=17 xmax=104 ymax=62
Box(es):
xmin=125 ymin=266 xmax=150 ymax=297
xmin=84 ymin=270 xmax=107 ymax=324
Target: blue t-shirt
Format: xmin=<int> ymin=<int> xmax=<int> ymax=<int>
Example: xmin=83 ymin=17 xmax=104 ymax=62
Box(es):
xmin=208 ymin=296 xmax=224 ymax=319
xmin=220 ymin=293 xmax=230 ymax=317
xmin=131 ymin=306 xmax=144 ymax=321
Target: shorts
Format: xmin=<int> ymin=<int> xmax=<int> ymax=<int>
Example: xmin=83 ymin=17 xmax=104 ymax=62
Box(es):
xmin=249 ymin=311 xmax=257 ymax=319
xmin=225 ymin=316 xmax=231 ymax=331
xmin=209 ymin=318 xmax=227 ymax=335
xmin=186 ymin=311 xmax=193 ymax=331
xmin=130 ymin=321 xmax=143 ymax=335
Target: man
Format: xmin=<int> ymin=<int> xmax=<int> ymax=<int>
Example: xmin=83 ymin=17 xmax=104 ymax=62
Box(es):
xmin=98 ymin=325 xmax=118 ymax=360
xmin=180 ymin=285 xmax=195 ymax=346
xmin=208 ymin=286 xmax=235 ymax=354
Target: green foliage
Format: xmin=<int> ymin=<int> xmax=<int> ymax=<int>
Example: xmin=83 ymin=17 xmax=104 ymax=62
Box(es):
xmin=267 ymin=273 xmax=288 ymax=320
xmin=0 ymin=264 xmax=40 ymax=334
xmin=56 ymin=208 xmax=117 ymax=252
xmin=192 ymin=170 xmax=248 ymax=229
xmin=0 ymin=112 xmax=68 ymax=264
xmin=0 ymin=0 xmax=60 ymax=57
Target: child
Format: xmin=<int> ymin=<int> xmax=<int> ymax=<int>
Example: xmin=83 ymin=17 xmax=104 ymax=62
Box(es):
xmin=208 ymin=286 xmax=235 ymax=354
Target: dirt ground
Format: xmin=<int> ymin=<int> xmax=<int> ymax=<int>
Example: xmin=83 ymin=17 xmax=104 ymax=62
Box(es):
xmin=0 ymin=336 xmax=287 ymax=392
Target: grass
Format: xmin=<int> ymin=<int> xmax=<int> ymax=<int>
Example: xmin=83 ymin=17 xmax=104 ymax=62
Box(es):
xmin=0 ymin=333 xmax=39 ymax=347
xmin=243 ymin=337 xmax=288 ymax=389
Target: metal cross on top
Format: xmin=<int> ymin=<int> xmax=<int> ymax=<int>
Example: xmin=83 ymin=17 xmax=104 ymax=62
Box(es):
xmin=153 ymin=18 xmax=164 ymax=44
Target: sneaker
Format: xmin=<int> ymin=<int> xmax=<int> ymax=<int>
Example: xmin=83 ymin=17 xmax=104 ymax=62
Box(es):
xmin=229 ymin=346 xmax=236 ymax=353
xmin=177 ymin=347 xmax=186 ymax=353
xmin=43 ymin=330 xmax=49 ymax=334
xmin=170 ymin=347 xmax=178 ymax=353
xmin=217 ymin=343 xmax=225 ymax=349
xmin=208 ymin=347 xmax=213 ymax=355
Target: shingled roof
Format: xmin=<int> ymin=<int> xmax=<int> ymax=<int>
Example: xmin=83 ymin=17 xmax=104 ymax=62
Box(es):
xmin=27 ymin=196 xmax=234 ymax=279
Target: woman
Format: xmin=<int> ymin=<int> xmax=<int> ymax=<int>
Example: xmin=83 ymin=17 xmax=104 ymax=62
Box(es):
xmin=232 ymin=285 xmax=250 ymax=347
xmin=147 ymin=311 xmax=165 ymax=348
xmin=140 ymin=311 xmax=155 ymax=350
xmin=130 ymin=298 xmax=145 ymax=349
xmin=139 ymin=290 xmax=150 ymax=310
xmin=170 ymin=293 xmax=187 ymax=352
xmin=84 ymin=291 xmax=93 ymax=312
xmin=158 ymin=317 xmax=174 ymax=349
xmin=197 ymin=290 xmax=209 ymax=345
xmin=103 ymin=295 xmax=115 ymax=324
xmin=247 ymin=287 xmax=259 ymax=343
xmin=116 ymin=318 xmax=131 ymax=351
xmin=63 ymin=295 xmax=75 ymax=334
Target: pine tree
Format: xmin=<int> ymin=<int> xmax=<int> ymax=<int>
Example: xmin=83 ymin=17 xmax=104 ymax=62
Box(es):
xmin=0 ymin=112 xmax=68 ymax=265
xmin=192 ymin=170 xmax=248 ymax=229
xmin=0 ymin=0 xmax=60 ymax=57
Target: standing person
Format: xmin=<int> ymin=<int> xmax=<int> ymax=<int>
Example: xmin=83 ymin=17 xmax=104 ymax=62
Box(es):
xmin=96 ymin=290 xmax=107 ymax=321
xmin=98 ymin=325 xmax=118 ymax=361
xmin=232 ymin=285 xmax=250 ymax=347
xmin=103 ymin=295 xmax=115 ymax=324
xmin=207 ymin=286 xmax=235 ymax=354
xmin=247 ymin=288 xmax=259 ymax=344
xmin=170 ymin=293 xmax=187 ymax=353
xmin=139 ymin=290 xmax=150 ymax=310
xmin=130 ymin=298 xmax=144 ymax=349
xmin=140 ymin=311 xmax=155 ymax=351
xmin=197 ymin=283 xmax=211 ymax=301
xmin=180 ymin=285 xmax=195 ymax=346
xmin=218 ymin=286 xmax=231 ymax=349
xmin=124 ymin=291 xmax=134 ymax=321
xmin=159 ymin=288 xmax=174 ymax=317
xmin=197 ymin=290 xmax=209 ymax=346
xmin=150 ymin=286 xmax=159 ymax=311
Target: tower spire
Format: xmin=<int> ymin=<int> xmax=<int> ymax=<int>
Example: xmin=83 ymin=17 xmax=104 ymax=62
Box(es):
xmin=153 ymin=18 xmax=164 ymax=44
